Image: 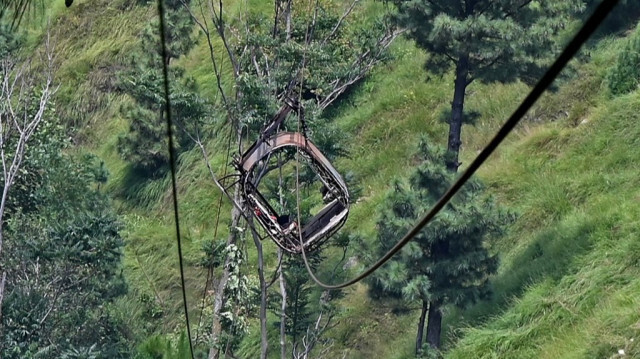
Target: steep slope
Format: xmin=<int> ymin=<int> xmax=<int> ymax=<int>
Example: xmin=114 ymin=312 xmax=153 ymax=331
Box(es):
xmin=13 ymin=1 xmax=640 ymax=358
xmin=446 ymin=38 xmax=640 ymax=358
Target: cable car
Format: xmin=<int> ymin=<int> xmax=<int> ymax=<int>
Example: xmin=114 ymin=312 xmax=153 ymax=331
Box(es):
xmin=234 ymin=103 xmax=349 ymax=254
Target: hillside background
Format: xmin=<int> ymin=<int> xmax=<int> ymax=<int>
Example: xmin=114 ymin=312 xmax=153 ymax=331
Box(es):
xmin=3 ymin=0 xmax=640 ymax=358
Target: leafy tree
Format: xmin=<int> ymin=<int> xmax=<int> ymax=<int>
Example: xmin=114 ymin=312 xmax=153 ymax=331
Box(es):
xmin=1 ymin=119 xmax=130 ymax=358
xmin=369 ymin=140 xmax=511 ymax=352
xmin=388 ymin=0 xmax=582 ymax=172
xmin=234 ymin=6 xmax=397 ymax=141
xmin=0 ymin=24 xmax=57 ymax=341
xmin=0 ymin=28 xmax=127 ymax=351
xmin=607 ymin=23 xmax=640 ymax=96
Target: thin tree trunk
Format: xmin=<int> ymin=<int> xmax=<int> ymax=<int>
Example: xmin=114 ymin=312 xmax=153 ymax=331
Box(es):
xmin=276 ymin=153 xmax=288 ymax=359
xmin=0 ymin=153 xmax=9 ymax=328
xmin=447 ymin=53 xmax=470 ymax=172
xmin=250 ymin=219 xmax=269 ymax=359
xmin=285 ymin=0 xmax=292 ymax=41
xmin=0 ymin=183 xmax=8 ymax=252
xmin=291 ymin=284 xmax=300 ymax=354
xmin=429 ymin=53 xmax=469 ymax=354
xmin=208 ymin=188 xmax=241 ymax=359
xmin=415 ymin=300 xmax=428 ymax=355
xmin=0 ymin=271 xmax=5 ymax=324
xmin=425 ymin=301 xmax=442 ymax=349
xmin=208 ymin=265 xmax=229 ymax=359
xmin=278 ymin=249 xmax=287 ymax=359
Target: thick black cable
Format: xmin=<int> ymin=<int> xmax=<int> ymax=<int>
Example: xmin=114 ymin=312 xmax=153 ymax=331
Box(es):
xmin=299 ymin=0 xmax=620 ymax=290
xmin=155 ymin=0 xmax=195 ymax=357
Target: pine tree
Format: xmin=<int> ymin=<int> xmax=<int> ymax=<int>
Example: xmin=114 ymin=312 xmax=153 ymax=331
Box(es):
xmin=282 ymin=256 xmax=315 ymax=344
xmin=380 ymin=3 xmax=576 ymax=350
xmin=117 ymin=0 xmax=206 ymax=179
xmin=389 ymin=0 xmax=581 ymax=172
xmin=369 ymin=139 xmax=511 ymax=353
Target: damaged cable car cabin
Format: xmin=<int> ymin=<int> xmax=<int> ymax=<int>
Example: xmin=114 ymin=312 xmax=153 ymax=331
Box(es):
xmin=234 ymin=106 xmax=349 ymax=254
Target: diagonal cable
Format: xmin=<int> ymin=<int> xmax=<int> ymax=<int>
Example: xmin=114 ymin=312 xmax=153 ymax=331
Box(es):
xmin=298 ymin=0 xmax=620 ymax=290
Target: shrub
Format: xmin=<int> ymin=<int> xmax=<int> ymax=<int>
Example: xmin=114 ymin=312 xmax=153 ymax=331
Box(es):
xmin=607 ymin=25 xmax=640 ymax=96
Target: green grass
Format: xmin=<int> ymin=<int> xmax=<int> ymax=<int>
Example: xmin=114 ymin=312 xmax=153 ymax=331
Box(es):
xmin=122 ymin=22 xmax=640 ymax=359
xmin=16 ymin=1 xmax=640 ymax=358
xmin=443 ymin=39 xmax=640 ymax=358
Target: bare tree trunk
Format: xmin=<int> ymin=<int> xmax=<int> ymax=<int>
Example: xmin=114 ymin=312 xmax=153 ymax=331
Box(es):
xmin=278 ymin=249 xmax=287 ymax=359
xmin=415 ymin=300 xmax=428 ymax=355
xmin=447 ymin=53 xmax=469 ymax=172
xmin=208 ymin=264 xmax=229 ymax=359
xmin=250 ymin=219 xmax=269 ymax=359
xmin=0 ymin=272 xmax=5 ymax=325
xmin=285 ymin=0 xmax=292 ymax=41
xmin=0 ymin=181 xmax=8 ymax=250
xmin=292 ymin=310 xmax=337 ymax=359
xmin=425 ymin=301 xmax=442 ymax=349
xmin=274 ymin=152 xmax=289 ymax=359
xmin=208 ymin=188 xmax=241 ymax=359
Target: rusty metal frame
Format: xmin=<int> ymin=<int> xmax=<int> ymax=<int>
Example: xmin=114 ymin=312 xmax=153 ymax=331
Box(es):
xmin=237 ymin=131 xmax=349 ymax=254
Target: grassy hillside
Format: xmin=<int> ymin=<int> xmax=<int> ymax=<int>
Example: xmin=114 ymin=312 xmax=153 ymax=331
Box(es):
xmin=14 ymin=1 xmax=640 ymax=358
xmin=446 ymin=39 xmax=640 ymax=358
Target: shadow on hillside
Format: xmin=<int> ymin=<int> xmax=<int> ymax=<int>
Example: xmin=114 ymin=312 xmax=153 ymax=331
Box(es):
xmin=443 ymin=216 xmax=597 ymax=344
xmin=115 ymin=165 xmax=171 ymax=208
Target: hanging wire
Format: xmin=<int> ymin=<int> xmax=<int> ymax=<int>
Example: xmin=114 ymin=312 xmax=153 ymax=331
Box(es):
xmin=296 ymin=0 xmax=620 ymax=290
xmin=295 ymin=0 xmax=318 ymax=283
xmin=195 ymin=124 xmax=235 ymax=343
xmin=155 ymin=0 xmax=195 ymax=357
xmin=160 ymin=0 xmax=618 ymax=330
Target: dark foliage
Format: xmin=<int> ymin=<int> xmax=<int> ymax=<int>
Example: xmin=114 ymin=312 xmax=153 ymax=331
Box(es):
xmin=117 ymin=0 xmax=210 ymax=179
xmin=1 ymin=120 xmax=130 ymax=358
xmin=368 ymin=139 xmax=513 ymax=352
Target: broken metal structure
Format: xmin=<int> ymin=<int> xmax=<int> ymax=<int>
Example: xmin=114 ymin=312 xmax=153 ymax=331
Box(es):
xmin=233 ymin=99 xmax=349 ymax=254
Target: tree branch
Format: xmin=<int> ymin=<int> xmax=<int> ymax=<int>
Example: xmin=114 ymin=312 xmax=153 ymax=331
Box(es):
xmin=321 ymin=0 xmax=360 ymax=45
xmin=318 ymin=29 xmax=403 ymax=110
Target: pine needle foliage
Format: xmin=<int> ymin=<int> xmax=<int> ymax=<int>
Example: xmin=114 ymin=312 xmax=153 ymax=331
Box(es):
xmin=388 ymin=0 xmax=582 ymax=86
xmin=117 ymin=0 xmax=209 ymax=179
xmin=583 ymin=0 xmax=640 ymax=37
xmin=385 ymin=0 xmax=582 ymax=172
xmin=369 ymin=138 xmax=512 ymax=352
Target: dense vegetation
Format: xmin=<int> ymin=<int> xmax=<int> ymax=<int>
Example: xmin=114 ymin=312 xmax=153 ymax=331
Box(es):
xmin=1 ymin=0 xmax=640 ymax=358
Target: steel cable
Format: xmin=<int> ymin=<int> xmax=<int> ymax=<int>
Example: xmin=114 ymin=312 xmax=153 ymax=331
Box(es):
xmin=156 ymin=0 xmax=195 ymax=357
xmin=297 ymin=0 xmax=620 ymax=290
